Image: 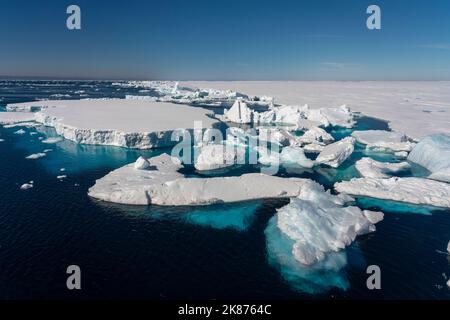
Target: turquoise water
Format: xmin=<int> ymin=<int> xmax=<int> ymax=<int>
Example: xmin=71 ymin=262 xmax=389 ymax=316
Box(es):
xmin=1 ymin=81 xmax=450 ymax=299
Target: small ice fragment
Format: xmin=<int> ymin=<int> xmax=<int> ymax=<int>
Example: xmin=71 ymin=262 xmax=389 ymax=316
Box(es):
xmin=60 ymin=168 xmax=66 ymax=172
xmin=42 ymin=137 xmax=63 ymax=144
xmin=447 ymin=241 xmax=450 ymax=254
xmin=30 ymin=132 xmax=38 ymax=136
xmin=20 ymin=183 xmax=33 ymax=190
xmin=26 ymin=153 xmax=47 ymax=160
xmin=57 ymin=175 xmax=67 ymax=180
xmin=43 ymin=149 xmax=53 ymax=153
xmin=14 ymin=129 xmax=26 ymax=135
xmin=134 ymin=156 xmax=151 ymax=170
xmin=0 ymin=139 xmax=4 ymax=142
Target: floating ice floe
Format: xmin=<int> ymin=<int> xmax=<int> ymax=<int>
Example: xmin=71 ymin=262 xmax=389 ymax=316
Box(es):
xmin=7 ymin=100 xmax=218 ymax=149
xmin=334 ymin=177 xmax=450 ymax=208
xmin=407 ymin=134 xmax=450 ymax=183
xmin=195 ymin=144 xmax=246 ymax=171
xmin=271 ymin=183 xmax=383 ymax=266
xmin=257 ymin=127 xmax=298 ymax=147
xmin=26 ymin=153 xmax=47 ymax=160
xmin=352 ymin=130 xmax=416 ymax=153
xmin=88 ymin=154 xmax=317 ymax=206
xmin=57 ymin=175 xmax=67 ymax=180
xmin=355 ymin=157 xmax=411 ymax=179
xmin=41 ymin=137 xmax=63 ymax=144
xmin=315 ymin=137 xmax=355 ymax=168
xmin=20 ymin=182 xmax=34 ymax=190
xmin=447 ymin=241 xmax=450 ymax=254
xmin=43 ymin=149 xmax=53 ymax=153
xmin=14 ymin=129 xmax=26 ymax=135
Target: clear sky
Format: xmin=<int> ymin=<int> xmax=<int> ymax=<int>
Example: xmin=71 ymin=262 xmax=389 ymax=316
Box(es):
xmin=1 ymin=0 xmax=449 ymax=80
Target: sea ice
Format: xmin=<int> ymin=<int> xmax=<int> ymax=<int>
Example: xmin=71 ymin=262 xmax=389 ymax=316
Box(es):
xmin=7 ymin=100 xmax=218 ymax=149
xmin=299 ymin=127 xmax=335 ymax=145
xmin=407 ymin=134 xmax=450 ymax=183
xmin=352 ymin=130 xmax=415 ymax=152
xmin=315 ymin=137 xmax=355 ymax=168
xmin=41 ymin=137 xmax=63 ymax=144
xmin=88 ymin=154 xmax=317 ymax=205
xmin=278 ymin=146 xmax=315 ymax=168
xmin=195 ymin=144 xmax=246 ymax=171
xmin=223 ymin=99 xmax=254 ymax=124
xmin=57 ymin=175 xmax=67 ymax=180
xmin=134 ymin=156 xmax=151 ymax=170
xmin=0 ymin=111 xmax=36 ymax=124
xmin=14 ymin=129 xmax=26 ymax=135
xmin=355 ymin=157 xmax=411 ymax=179
xmin=274 ymin=183 xmax=382 ymax=265
xmin=335 ymin=177 xmax=450 ymax=208
xmin=20 ymin=182 xmax=34 ymax=190
xmin=26 ymin=153 xmax=47 ymax=160
xmin=257 ymin=128 xmax=298 ymax=147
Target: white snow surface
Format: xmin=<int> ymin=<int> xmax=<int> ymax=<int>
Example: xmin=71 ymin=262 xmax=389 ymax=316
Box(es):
xmin=0 ymin=112 xmax=35 ymax=124
xmin=6 ymin=100 xmax=217 ymax=149
xmin=315 ymin=137 xmax=355 ymax=168
xmin=335 ymin=177 xmax=450 ymax=208
xmin=275 ymin=183 xmax=383 ymax=265
xmin=88 ymin=154 xmax=317 ymax=206
xmin=407 ymin=134 xmax=450 ymax=183
xmin=355 ymin=157 xmax=411 ymax=179
xmin=182 ymin=81 xmax=450 ymax=139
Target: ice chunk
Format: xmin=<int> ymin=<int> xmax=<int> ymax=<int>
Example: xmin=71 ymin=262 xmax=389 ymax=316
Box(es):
xmin=57 ymin=175 xmax=67 ymax=180
xmin=407 ymin=134 xmax=450 ymax=183
xmin=134 ymin=156 xmax=151 ymax=170
xmin=194 ymin=144 xmax=246 ymax=171
xmin=307 ymin=105 xmax=355 ymax=128
xmin=41 ymin=137 xmax=63 ymax=144
xmin=352 ymin=130 xmax=415 ymax=152
xmin=224 ymin=100 xmax=254 ymax=124
xmin=88 ymin=154 xmax=317 ymax=205
xmin=26 ymin=153 xmax=47 ymax=160
xmin=274 ymin=183 xmax=382 ymax=265
xmin=316 ymin=137 xmax=355 ymax=168
xmin=394 ymin=151 xmax=408 ymax=159
xmin=258 ymin=128 xmax=298 ymax=147
xmin=14 ymin=129 xmax=26 ymax=135
xmin=447 ymin=241 xmax=450 ymax=254
xmin=299 ymin=127 xmax=334 ymax=145
xmin=20 ymin=182 xmax=34 ymax=190
xmin=355 ymin=157 xmax=411 ymax=179
xmin=335 ymin=177 xmax=450 ymax=208
xmin=302 ymin=143 xmax=324 ymax=153
xmin=279 ymin=146 xmax=315 ymax=168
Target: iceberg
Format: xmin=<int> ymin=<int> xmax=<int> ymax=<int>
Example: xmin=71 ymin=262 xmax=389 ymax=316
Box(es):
xmin=273 ymin=183 xmax=383 ymax=265
xmin=194 ymin=144 xmax=246 ymax=171
xmin=7 ymin=100 xmax=218 ymax=149
xmin=352 ymin=130 xmax=415 ymax=152
xmin=355 ymin=157 xmax=411 ymax=179
xmin=335 ymin=177 xmax=450 ymax=208
xmin=88 ymin=154 xmax=317 ymax=206
xmin=315 ymin=137 xmax=355 ymax=168
xmin=407 ymin=134 xmax=450 ymax=183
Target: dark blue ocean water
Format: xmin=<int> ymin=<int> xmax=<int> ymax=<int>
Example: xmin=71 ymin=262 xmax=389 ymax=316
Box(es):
xmin=0 ymin=80 xmax=449 ymax=299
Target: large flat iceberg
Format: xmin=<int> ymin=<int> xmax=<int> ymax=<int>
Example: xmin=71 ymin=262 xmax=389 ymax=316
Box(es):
xmin=88 ymin=154 xmax=318 ymax=206
xmin=335 ymin=177 xmax=450 ymax=208
xmin=6 ymin=100 xmax=218 ymax=149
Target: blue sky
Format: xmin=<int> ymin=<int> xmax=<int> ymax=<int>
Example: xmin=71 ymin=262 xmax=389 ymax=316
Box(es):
xmin=0 ymin=0 xmax=449 ymax=80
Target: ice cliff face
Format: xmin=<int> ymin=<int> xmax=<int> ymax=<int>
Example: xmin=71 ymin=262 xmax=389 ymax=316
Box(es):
xmin=407 ymin=134 xmax=450 ymax=183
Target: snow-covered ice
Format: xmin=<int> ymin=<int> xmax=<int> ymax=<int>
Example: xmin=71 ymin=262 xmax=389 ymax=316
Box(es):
xmin=261 ymin=146 xmax=314 ymax=168
xmin=299 ymin=127 xmax=335 ymax=145
xmin=335 ymin=177 xmax=450 ymax=208
xmin=0 ymin=111 xmax=35 ymax=124
xmin=194 ymin=144 xmax=246 ymax=171
xmin=223 ymin=100 xmax=253 ymax=124
xmin=134 ymin=156 xmax=151 ymax=170
xmin=182 ymin=81 xmax=450 ymax=139
xmin=315 ymin=137 xmax=355 ymax=168
xmin=407 ymin=134 xmax=450 ymax=183
xmin=355 ymin=157 xmax=411 ymax=179
xmin=352 ymin=130 xmax=415 ymax=153
xmin=273 ymin=183 xmax=383 ymax=265
xmin=25 ymin=153 xmax=47 ymax=160
xmin=7 ymin=100 xmax=218 ymax=149
xmin=88 ymin=154 xmax=317 ymax=206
